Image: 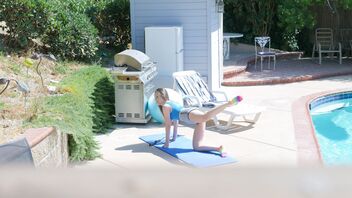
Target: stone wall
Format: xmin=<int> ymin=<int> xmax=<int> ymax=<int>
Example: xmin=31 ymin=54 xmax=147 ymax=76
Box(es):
xmin=24 ymin=127 xmax=68 ymax=167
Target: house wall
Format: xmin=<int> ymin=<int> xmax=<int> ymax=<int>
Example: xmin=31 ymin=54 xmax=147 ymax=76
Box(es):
xmin=130 ymin=0 xmax=222 ymax=90
xmin=209 ymin=0 xmax=222 ymax=89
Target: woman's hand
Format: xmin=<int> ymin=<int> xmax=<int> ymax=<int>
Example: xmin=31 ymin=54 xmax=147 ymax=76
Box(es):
xmin=162 ymin=143 xmax=169 ymax=148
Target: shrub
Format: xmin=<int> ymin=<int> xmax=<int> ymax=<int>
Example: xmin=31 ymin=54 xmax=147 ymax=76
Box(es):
xmin=0 ymin=0 xmax=50 ymax=51
xmin=88 ymin=0 xmax=131 ymax=51
xmin=0 ymin=0 xmax=99 ymax=60
xmin=43 ymin=11 xmax=99 ymax=61
xmin=28 ymin=66 xmax=115 ymax=161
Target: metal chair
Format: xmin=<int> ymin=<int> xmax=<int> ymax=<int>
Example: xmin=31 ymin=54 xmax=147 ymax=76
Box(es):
xmin=312 ymin=28 xmax=342 ymax=64
xmin=254 ymin=36 xmax=276 ymax=71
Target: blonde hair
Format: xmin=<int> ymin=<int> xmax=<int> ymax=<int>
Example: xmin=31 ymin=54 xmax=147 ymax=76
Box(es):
xmin=154 ymin=88 xmax=169 ymax=101
xmin=154 ymin=88 xmax=169 ymax=114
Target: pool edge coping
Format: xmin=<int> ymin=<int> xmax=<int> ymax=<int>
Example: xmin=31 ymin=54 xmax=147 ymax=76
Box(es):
xmin=292 ymin=88 xmax=352 ymax=166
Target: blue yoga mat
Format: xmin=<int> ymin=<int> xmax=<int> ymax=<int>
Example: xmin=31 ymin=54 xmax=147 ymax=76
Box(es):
xmin=139 ymin=133 xmax=237 ymax=168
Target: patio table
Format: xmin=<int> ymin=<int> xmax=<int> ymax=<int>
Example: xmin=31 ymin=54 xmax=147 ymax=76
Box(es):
xmin=223 ymin=33 xmax=243 ymax=60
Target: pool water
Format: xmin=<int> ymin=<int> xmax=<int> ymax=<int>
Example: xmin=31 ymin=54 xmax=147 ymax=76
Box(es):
xmin=310 ymin=96 xmax=352 ymax=165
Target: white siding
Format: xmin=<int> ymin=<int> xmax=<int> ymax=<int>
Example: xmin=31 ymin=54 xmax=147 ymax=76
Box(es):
xmin=130 ymin=0 xmax=222 ymax=89
xmin=209 ymin=0 xmax=222 ymax=89
xmin=131 ymin=0 xmax=209 ymax=75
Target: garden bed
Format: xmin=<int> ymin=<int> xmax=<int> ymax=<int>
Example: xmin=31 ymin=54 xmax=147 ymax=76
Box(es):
xmin=0 ymin=54 xmax=79 ymax=144
xmin=0 ymin=54 xmax=115 ymax=162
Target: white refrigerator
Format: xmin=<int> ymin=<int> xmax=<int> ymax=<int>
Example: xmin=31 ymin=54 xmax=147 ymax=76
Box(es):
xmin=145 ymin=26 xmax=184 ymax=80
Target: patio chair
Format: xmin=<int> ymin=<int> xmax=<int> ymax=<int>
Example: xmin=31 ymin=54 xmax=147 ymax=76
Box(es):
xmin=172 ymin=70 xmax=265 ymax=130
xmin=312 ymin=28 xmax=342 ymax=64
xmin=0 ymin=138 xmax=34 ymax=166
xmin=254 ymin=36 xmax=276 ymax=71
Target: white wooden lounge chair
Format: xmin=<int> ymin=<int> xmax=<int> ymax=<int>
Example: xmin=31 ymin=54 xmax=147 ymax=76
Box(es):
xmin=172 ymin=70 xmax=265 ymax=130
xmin=312 ymin=28 xmax=342 ymax=64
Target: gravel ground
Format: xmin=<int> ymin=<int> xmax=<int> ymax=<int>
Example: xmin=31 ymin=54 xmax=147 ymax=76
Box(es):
xmin=0 ymin=55 xmax=70 ymax=144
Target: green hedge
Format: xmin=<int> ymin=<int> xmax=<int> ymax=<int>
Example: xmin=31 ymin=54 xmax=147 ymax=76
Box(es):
xmin=28 ymin=66 xmax=115 ymax=161
xmin=0 ymin=0 xmax=50 ymax=51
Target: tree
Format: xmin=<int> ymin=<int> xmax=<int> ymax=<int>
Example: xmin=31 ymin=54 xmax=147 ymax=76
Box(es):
xmin=224 ymin=0 xmax=352 ymax=52
xmin=224 ymin=0 xmax=277 ymax=38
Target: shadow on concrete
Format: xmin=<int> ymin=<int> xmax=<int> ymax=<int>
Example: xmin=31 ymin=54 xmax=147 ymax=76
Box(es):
xmin=110 ymin=122 xmax=164 ymax=130
xmin=206 ymin=121 xmax=255 ymax=134
xmin=115 ymin=142 xmax=186 ymax=167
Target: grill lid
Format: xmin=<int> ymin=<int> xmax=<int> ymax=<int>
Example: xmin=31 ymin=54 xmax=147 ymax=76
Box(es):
xmin=114 ymin=49 xmax=151 ymax=71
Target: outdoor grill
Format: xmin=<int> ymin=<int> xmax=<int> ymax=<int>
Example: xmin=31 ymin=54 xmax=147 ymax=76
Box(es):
xmin=111 ymin=49 xmax=157 ymax=123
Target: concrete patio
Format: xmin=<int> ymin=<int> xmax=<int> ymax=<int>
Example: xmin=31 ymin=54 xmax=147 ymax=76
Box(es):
xmin=75 ymin=77 xmax=352 ymax=170
xmin=223 ymin=43 xmax=352 ymax=86
xmin=75 ymin=43 xmax=352 ymax=169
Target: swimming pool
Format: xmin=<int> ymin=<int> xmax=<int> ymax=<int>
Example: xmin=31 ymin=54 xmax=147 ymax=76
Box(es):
xmin=310 ymin=91 xmax=352 ymax=165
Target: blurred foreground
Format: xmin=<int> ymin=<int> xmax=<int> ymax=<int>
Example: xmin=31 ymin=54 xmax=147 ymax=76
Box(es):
xmin=1 ymin=167 xmax=352 ymax=198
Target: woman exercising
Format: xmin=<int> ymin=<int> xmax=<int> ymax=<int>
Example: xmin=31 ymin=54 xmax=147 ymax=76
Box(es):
xmin=154 ymin=88 xmax=242 ymax=157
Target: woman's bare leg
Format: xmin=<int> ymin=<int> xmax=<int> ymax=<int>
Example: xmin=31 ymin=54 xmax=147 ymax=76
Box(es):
xmin=192 ymin=122 xmax=220 ymax=151
xmin=189 ymin=101 xmax=233 ymax=124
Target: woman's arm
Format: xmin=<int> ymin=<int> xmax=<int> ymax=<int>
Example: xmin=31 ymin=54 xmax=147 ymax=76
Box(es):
xmin=171 ymin=121 xmax=178 ymax=141
xmin=162 ymin=105 xmax=172 ymax=148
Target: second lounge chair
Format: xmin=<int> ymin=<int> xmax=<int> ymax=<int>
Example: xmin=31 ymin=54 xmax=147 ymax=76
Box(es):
xmin=172 ymin=70 xmax=265 ymax=130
